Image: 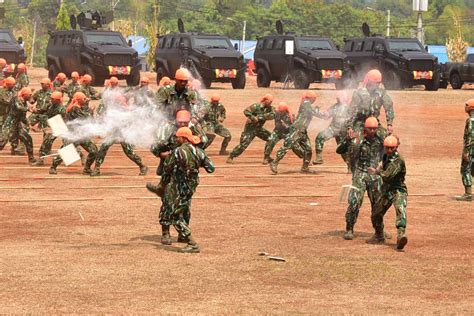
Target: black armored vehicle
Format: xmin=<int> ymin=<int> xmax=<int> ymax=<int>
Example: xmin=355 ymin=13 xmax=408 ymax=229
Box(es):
xmin=341 ymin=23 xmax=440 ymax=90
xmin=0 ymin=28 xmax=27 ymax=75
xmin=46 ymin=11 xmax=140 ymax=86
xmin=154 ymin=19 xmax=246 ymax=89
xmin=254 ymin=21 xmax=345 ymax=89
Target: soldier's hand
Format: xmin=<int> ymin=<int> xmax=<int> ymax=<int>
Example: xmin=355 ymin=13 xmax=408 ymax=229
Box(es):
xmin=347 ymin=129 xmax=356 ymax=140
xmin=160 ymin=151 xmax=170 ymax=158
xmin=368 ymin=167 xmax=377 ymax=175
xmin=387 ymin=124 xmax=394 ymax=135
xmin=251 ymin=116 xmax=259 ymax=123
xmin=191 ymin=117 xmax=198 ymax=124
xmin=463 ymin=152 xmax=470 ymax=162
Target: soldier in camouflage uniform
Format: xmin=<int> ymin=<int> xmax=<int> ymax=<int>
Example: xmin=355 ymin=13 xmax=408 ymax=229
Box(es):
xmin=160 ymin=127 xmax=215 ymax=253
xmin=0 ymin=77 xmax=17 ymax=151
xmin=6 ymin=87 xmax=37 ymax=164
xmin=270 ymin=91 xmax=321 ymax=174
xmin=263 ymin=101 xmax=294 ymax=165
xmin=65 ymin=72 xmax=81 ymax=103
xmin=227 ymin=94 xmax=275 ymax=163
xmin=78 ymin=74 xmax=100 ymax=113
xmin=336 ymin=117 xmax=385 ymax=240
xmin=125 ymin=76 xmax=155 ymax=106
xmin=30 ymin=91 xmax=66 ymax=166
xmin=0 ymin=58 xmax=6 ymax=83
xmin=90 ymin=92 xmax=148 ymax=177
xmin=313 ymin=91 xmax=351 ymax=166
xmin=15 ymin=63 xmax=29 ymax=90
xmin=457 ymin=99 xmax=474 ymax=201
xmin=199 ymin=94 xmax=231 ymax=154
xmin=49 ymin=92 xmax=97 ymax=175
xmin=368 ymin=135 xmax=408 ymax=250
xmin=52 ymin=73 xmax=67 ymax=94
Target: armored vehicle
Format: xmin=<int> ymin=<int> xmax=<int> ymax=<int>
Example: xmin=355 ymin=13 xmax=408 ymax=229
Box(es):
xmin=0 ymin=28 xmax=27 ymax=75
xmin=46 ymin=11 xmax=140 ymax=86
xmin=254 ymin=21 xmax=345 ymax=89
xmin=154 ymin=19 xmax=246 ymax=89
xmin=341 ymin=24 xmax=440 ymax=90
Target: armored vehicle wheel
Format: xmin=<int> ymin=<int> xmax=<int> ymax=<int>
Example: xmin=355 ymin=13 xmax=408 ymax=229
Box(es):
xmin=384 ymin=70 xmax=401 ymax=90
xmin=48 ymin=64 xmax=59 ymax=81
xmin=425 ymin=72 xmax=439 ymax=91
xmin=450 ymin=72 xmax=463 ymax=89
xmin=127 ymin=70 xmax=140 ymax=86
xmin=292 ymin=69 xmax=310 ymax=89
xmin=232 ymin=72 xmax=246 ymax=89
xmin=257 ymin=68 xmax=270 ymax=88
xmin=202 ymin=77 xmax=212 ymax=89
xmin=439 ymin=80 xmax=448 ymax=89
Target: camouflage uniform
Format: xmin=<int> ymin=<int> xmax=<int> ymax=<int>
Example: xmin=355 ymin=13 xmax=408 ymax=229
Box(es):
xmin=229 ymin=103 xmax=275 ymax=159
xmin=371 ymin=151 xmax=408 ymax=240
xmin=271 ymin=100 xmax=321 ymax=170
xmin=125 ymin=86 xmax=155 ymax=106
xmin=52 ymin=80 xmax=66 ymax=94
xmin=65 ymin=81 xmax=81 ymax=102
xmin=50 ymin=105 xmax=97 ymax=173
xmin=0 ymin=87 xmax=15 ymax=149
xmin=30 ymin=89 xmax=56 ymax=157
xmin=160 ymin=142 xmax=215 ymax=247
xmin=78 ymin=84 xmax=100 ymax=113
xmin=336 ymin=131 xmax=385 ymax=236
xmin=15 ymin=73 xmax=29 ymax=90
xmin=200 ymin=100 xmax=231 ymax=153
xmin=461 ymin=112 xmax=474 ymax=189
xmin=5 ymin=95 xmax=35 ymax=162
xmin=314 ymin=101 xmax=350 ymax=163
xmin=155 ymin=84 xmax=197 ymax=120
xmin=264 ymin=111 xmax=294 ymax=160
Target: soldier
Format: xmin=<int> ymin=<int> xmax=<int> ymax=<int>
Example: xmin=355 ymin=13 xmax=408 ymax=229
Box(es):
xmin=313 ymin=90 xmax=351 ymax=166
xmin=347 ymin=69 xmax=394 ymax=137
xmin=263 ymin=101 xmax=294 ymax=165
xmin=0 ymin=58 xmax=6 ymax=84
xmin=29 ymin=78 xmax=53 ymax=160
xmin=158 ymin=76 xmax=171 ymax=89
xmin=336 ymin=117 xmax=385 ymax=240
xmin=160 ymin=127 xmax=215 ymax=253
xmin=199 ymin=94 xmax=231 ymax=155
xmin=270 ymin=91 xmax=320 ymax=174
xmin=457 ymin=99 xmax=474 ymax=201
xmin=227 ymin=94 xmax=275 ymax=163
xmin=78 ymin=74 xmax=100 ymax=112
xmin=49 ymin=92 xmax=97 ymax=175
xmin=0 ymin=77 xmax=17 ymax=151
xmin=65 ymin=71 xmax=81 ymax=102
xmin=368 ymin=135 xmax=408 ymax=250
xmin=7 ymin=87 xmax=37 ymax=164
xmin=15 ymin=63 xmax=29 ymax=90
xmin=52 ymin=73 xmax=67 ymax=94
xmin=90 ymin=93 xmax=148 ymax=177
xmin=30 ymin=91 xmax=65 ymax=166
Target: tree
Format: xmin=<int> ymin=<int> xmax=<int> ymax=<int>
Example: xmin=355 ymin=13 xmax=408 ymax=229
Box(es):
xmin=56 ymin=3 xmax=70 ymax=31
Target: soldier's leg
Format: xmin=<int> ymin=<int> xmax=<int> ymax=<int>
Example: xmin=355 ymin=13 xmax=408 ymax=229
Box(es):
xmin=172 ymin=193 xmax=199 ymax=253
xmin=33 ymin=132 xmax=56 ymax=166
xmin=121 ymin=142 xmax=148 ymax=175
xmin=256 ymin=127 xmax=271 ymax=141
xmin=91 ymin=141 xmax=112 ymax=176
xmin=214 ymin=124 xmax=231 ymax=154
xmin=270 ymin=129 xmax=299 ymax=174
xmin=18 ymin=126 xmax=36 ymax=164
xmin=458 ymin=153 xmax=473 ymax=201
xmin=228 ymin=126 xmax=256 ymax=160
xmin=80 ymin=140 xmax=98 ymax=175
xmin=393 ymin=191 xmax=408 ymax=249
xmin=370 ymin=192 xmax=394 ymax=242
xmin=50 ymin=140 xmax=68 ymax=174
xmin=344 ymin=174 xmax=366 ymax=239
xmin=301 ymin=134 xmax=313 ymax=171
xmin=263 ymin=131 xmax=280 ymax=163
xmin=205 ymin=133 xmax=217 ymax=148
xmin=314 ymin=127 xmax=335 ymax=164
xmin=0 ymin=115 xmax=6 ymax=149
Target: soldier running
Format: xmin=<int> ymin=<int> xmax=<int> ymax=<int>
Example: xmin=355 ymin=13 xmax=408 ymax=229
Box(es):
xmin=15 ymin=63 xmax=29 ymax=90
xmin=65 ymin=71 xmax=81 ymax=102
xmin=199 ymin=94 xmax=231 ymax=155
xmin=263 ymin=101 xmax=294 ymax=165
xmin=227 ymin=94 xmax=275 ymax=163
xmin=457 ymin=99 xmax=474 ymax=201
xmin=368 ymin=135 xmax=408 ymax=250
xmin=52 ymin=73 xmax=67 ymax=94
xmin=0 ymin=77 xmax=17 ymax=152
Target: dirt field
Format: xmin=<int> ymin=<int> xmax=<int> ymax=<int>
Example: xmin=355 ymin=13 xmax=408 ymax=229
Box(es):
xmin=1 ymin=68 xmax=473 ymax=314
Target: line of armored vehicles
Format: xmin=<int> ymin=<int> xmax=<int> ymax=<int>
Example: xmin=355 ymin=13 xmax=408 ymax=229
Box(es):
xmin=1 ymin=14 xmax=472 ymax=91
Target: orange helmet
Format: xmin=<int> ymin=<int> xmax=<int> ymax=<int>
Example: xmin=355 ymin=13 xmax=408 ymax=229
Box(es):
xmin=19 ymin=87 xmax=32 ymax=98
xmin=71 ymin=71 xmax=80 ymax=79
xmin=40 ymin=78 xmax=51 ymax=86
xmin=302 ymin=91 xmax=317 ymax=101
xmin=176 ymin=127 xmax=201 ymax=145
xmin=109 ymin=76 xmax=119 ymax=86
xmin=82 ymin=74 xmax=92 ymax=84
xmin=260 ymin=93 xmax=274 ymax=103
xmin=175 ymin=68 xmax=190 ymax=81
xmin=364 ymin=69 xmax=382 ymax=86
xmin=17 ymin=63 xmax=26 ymax=72
xmin=51 ymin=91 xmax=63 ymax=102
xmin=159 ymin=76 xmax=171 ymax=87
xmin=73 ymin=91 xmax=87 ymax=105
xmin=4 ymin=76 xmax=16 ymax=88
xmin=56 ymin=73 xmax=67 ymax=81
xmin=0 ymin=58 xmax=6 ymax=67
xmin=210 ymin=94 xmax=220 ymax=102
xmin=277 ymin=102 xmax=289 ymax=112
xmin=465 ymin=99 xmax=474 ymax=112
xmin=140 ymin=76 xmax=149 ymax=84
xmin=384 ymin=135 xmax=398 ymax=148
xmin=176 ymin=110 xmax=191 ymax=123
xmin=364 ymin=116 xmax=379 ymax=129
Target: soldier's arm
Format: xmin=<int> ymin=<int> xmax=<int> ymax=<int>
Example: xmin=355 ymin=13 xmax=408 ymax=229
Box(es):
xmin=346 ymin=92 xmax=360 ymax=129
xmin=89 ymin=87 xmax=100 ymax=100
xmin=261 ymin=106 xmax=275 ymax=120
xmin=220 ymin=104 xmax=226 ymax=121
xmin=243 ymin=104 xmax=257 ymax=119
xmin=200 ymin=149 xmax=215 ymax=173
xmin=464 ymin=118 xmax=473 ymax=154
xmin=382 ymin=91 xmax=395 ymax=126
xmin=379 ymin=159 xmax=403 ymax=182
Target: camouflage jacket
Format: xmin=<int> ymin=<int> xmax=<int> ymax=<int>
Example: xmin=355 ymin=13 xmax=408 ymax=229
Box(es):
xmin=10 ymin=96 xmax=29 ymax=125
xmin=464 ymin=113 xmax=474 ymax=154
xmin=53 ymin=80 xmax=66 ymax=93
xmin=32 ymin=89 xmax=52 ymax=114
xmin=78 ymin=84 xmax=100 ymax=100
xmin=66 ymin=105 xmax=91 ymax=122
xmin=274 ymin=111 xmax=294 ymax=134
xmin=201 ymin=101 xmax=226 ymax=126
xmin=243 ymin=103 xmax=275 ymax=129
xmin=155 ymin=85 xmax=197 ymax=120
xmin=0 ymin=87 xmax=15 ymax=116
xmin=347 ymin=87 xmax=394 ymax=129
xmin=380 ymin=151 xmax=407 ymax=193
xmin=337 ymin=132 xmax=384 ymax=172
xmin=322 ymin=102 xmax=350 ymax=132
xmin=152 ymin=121 xmax=206 ymax=156
xmin=292 ymin=100 xmax=322 ymax=131
xmin=15 ymin=73 xmax=29 ymax=90
xmin=65 ymin=82 xmax=81 ymax=100
xmin=29 ymin=101 xmax=65 ymax=127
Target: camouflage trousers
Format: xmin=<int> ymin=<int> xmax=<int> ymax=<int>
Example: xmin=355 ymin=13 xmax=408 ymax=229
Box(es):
xmin=273 ymin=126 xmax=312 ymax=167
xmin=1 ymin=115 xmax=28 ymax=152
xmin=346 ymin=169 xmax=382 ymax=230
xmin=38 ymin=131 xmax=58 ymax=157
xmin=460 ymin=152 xmax=473 ymax=187
xmin=371 ymin=189 xmax=407 ymax=238
xmin=205 ymin=124 xmax=231 ymax=152
xmin=229 ymin=123 xmax=271 ymax=158
xmin=0 ymin=113 xmax=7 ymax=148
xmin=52 ymin=139 xmax=97 ymax=169
xmin=95 ymin=141 xmax=143 ymax=168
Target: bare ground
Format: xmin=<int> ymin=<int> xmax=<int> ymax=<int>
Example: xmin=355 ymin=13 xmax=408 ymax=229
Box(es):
xmin=0 ymin=68 xmax=473 ymax=314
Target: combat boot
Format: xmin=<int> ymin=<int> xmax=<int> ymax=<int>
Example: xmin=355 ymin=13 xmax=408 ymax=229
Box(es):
xmin=90 ymin=167 xmax=100 ymax=177
xmin=343 ymin=224 xmax=354 ymax=240
xmin=146 ymin=182 xmax=165 ymax=197
xmin=456 ymin=187 xmax=472 ymax=201
xmin=219 ymin=149 xmax=229 ymax=156
xmin=270 ymin=161 xmax=278 ymax=174
xmin=82 ymin=167 xmax=93 ymax=175
xmin=49 ymin=166 xmax=57 ymax=175
xmin=226 ymin=156 xmax=234 ymax=164
xmin=262 ymin=156 xmax=273 ymax=165
xmin=397 ymin=234 xmax=408 ymax=250
xmin=161 ymin=225 xmax=172 ymax=245
xmin=313 ymin=152 xmax=323 ymax=165
xmin=31 ymin=159 xmax=44 ymax=166
xmin=28 ymin=157 xmax=37 ymax=165
xmin=177 ymin=235 xmax=189 ymax=243
xmin=366 ymin=233 xmax=385 ymax=244
xmin=300 ymin=163 xmax=311 ymax=173
xmin=139 ymin=165 xmax=149 ymax=176
xmin=179 ymin=236 xmax=200 ymax=253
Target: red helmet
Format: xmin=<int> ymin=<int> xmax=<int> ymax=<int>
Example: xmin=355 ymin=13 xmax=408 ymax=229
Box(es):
xmin=364 ymin=116 xmax=379 ymax=129
xmin=56 ymin=73 xmax=67 ymax=81
xmin=260 ymin=93 xmax=274 ymax=103
xmin=17 ymin=63 xmax=27 ymax=72
xmin=19 ymin=87 xmax=32 ymax=99
xmin=363 ymin=69 xmax=382 ymax=86
xmin=210 ymin=94 xmax=220 ymax=102
xmin=176 ymin=110 xmax=191 ymax=123
xmin=383 ymin=135 xmax=398 ymax=148
xmin=82 ymin=74 xmax=92 ymax=84
xmin=73 ymin=92 xmax=87 ymax=105
xmin=109 ymin=76 xmax=119 ymax=86
xmin=0 ymin=58 xmax=6 ymax=67
xmin=175 ymin=68 xmax=190 ymax=81
xmin=176 ymin=127 xmax=201 ymax=144
xmin=465 ymin=99 xmax=474 ymax=112
xmin=71 ymin=71 xmax=80 ymax=79
xmin=51 ymin=91 xmax=63 ymax=102
xmin=4 ymin=76 xmax=16 ymax=88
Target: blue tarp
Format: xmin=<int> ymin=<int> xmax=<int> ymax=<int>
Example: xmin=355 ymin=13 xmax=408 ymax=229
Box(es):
xmin=127 ymin=35 xmax=149 ymax=56
xmin=427 ymin=45 xmax=474 ymax=63
xmin=231 ymin=40 xmax=257 ymax=60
